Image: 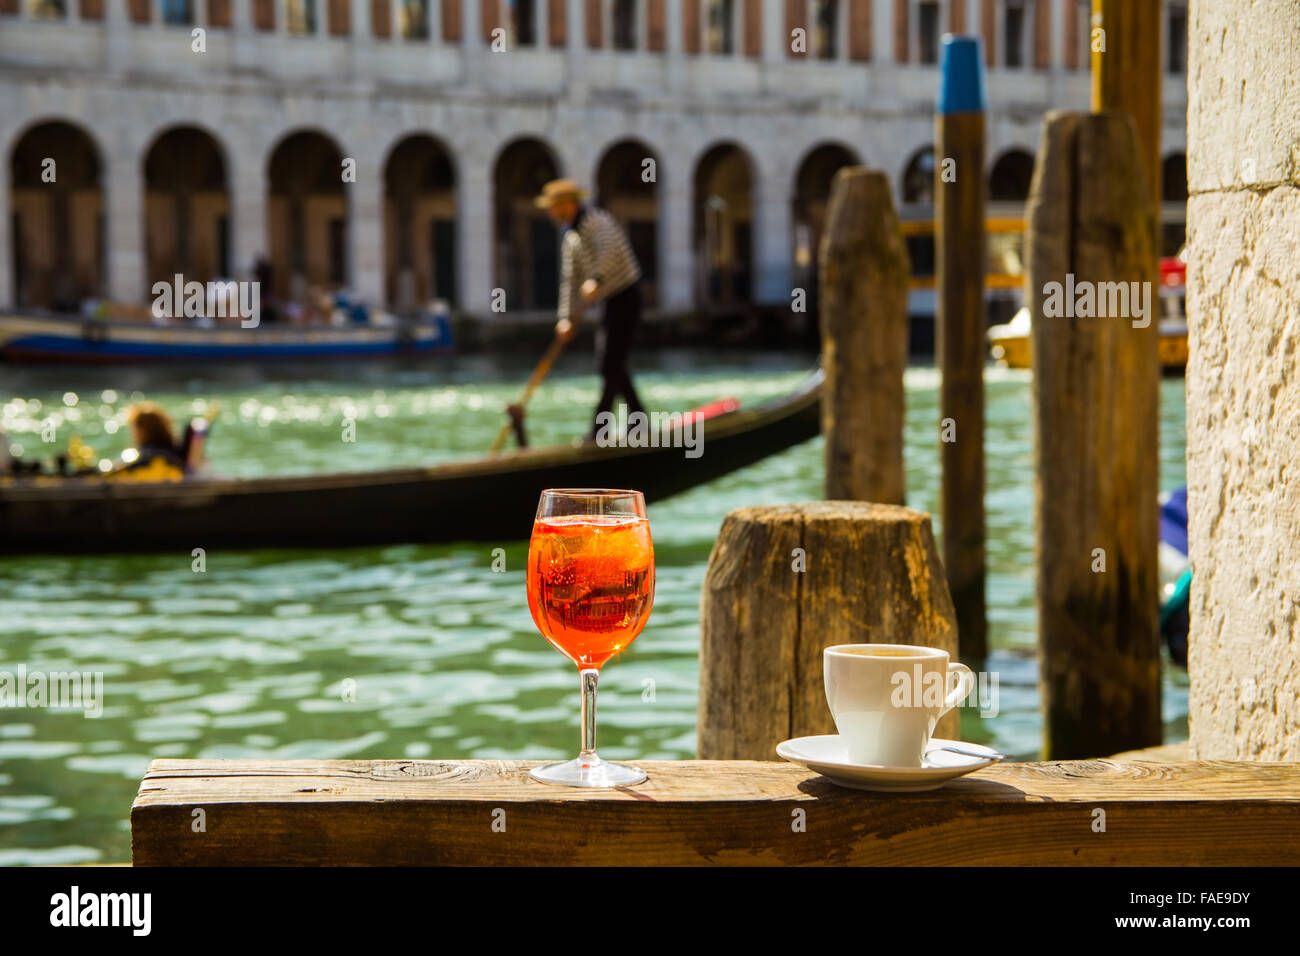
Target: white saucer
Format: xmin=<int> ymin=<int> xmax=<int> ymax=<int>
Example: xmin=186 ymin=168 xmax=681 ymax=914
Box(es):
xmin=776 ymin=735 xmax=1001 ymax=792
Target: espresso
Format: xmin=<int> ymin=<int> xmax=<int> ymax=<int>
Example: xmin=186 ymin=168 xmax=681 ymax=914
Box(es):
xmin=839 ymin=646 xmax=931 ymax=658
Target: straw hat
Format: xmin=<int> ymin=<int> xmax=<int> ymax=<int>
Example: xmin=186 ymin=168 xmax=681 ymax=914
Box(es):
xmin=534 ymin=178 xmax=589 ymax=209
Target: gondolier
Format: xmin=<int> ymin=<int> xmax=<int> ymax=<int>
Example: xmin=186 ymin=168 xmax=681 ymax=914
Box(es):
xmin=536 ymin=178 xmax=646 ymax=437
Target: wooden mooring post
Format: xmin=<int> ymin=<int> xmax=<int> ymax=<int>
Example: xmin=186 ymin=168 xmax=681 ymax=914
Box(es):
xmin=935 ymin=35 xmax=988 ymax=663
xmin=818 ymin=166 xmax=909 ymax=505
xmin=696 ymin=502 xmax=959 ymax=760
xmin=1026 ymin=111 xmax=1161 ymax=759
xmin=1091 ymin=0 xmax=1163 ymax=242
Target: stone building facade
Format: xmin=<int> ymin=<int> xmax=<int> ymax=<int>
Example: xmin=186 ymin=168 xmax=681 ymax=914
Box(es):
xmin=0 ymin=0 xmax=1189 ymax=319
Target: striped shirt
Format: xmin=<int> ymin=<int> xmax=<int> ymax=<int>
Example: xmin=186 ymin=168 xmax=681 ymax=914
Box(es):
xmin=557 ymin=206 xmax=642 ymax=324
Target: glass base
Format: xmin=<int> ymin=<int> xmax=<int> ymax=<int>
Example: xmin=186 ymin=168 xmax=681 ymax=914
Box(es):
xmin=529 ymin=752 xmax=647 ymax=788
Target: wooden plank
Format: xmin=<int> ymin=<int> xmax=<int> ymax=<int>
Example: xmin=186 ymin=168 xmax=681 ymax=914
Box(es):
xmin=1110 ymin=741 xmax=1191 ymax=762
xmin=132 ymin=759 xmax=1300 ymax=866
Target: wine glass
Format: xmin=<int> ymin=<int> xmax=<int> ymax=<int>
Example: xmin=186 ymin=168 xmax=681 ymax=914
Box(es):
xmin=526 ymin=489 xmax=654 ymax=787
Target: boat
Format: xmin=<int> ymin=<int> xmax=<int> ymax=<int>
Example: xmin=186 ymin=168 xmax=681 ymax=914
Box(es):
xmin=989 ymin=250 xmax=1190 ymax=372
xmin=0 ymin=370 xmax=823 ymax=554
xmin=987 ymin=307 xmax=1188 ymax=372
xmin=0 ymin=308 xmax=453 ymax=363
xmin=1158 ymin=486 xmax=1190 ymax=668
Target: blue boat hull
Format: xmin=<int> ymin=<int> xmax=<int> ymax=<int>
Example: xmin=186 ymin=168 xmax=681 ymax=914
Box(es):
xmin=0 ymin=313 xmax=454 ymax=363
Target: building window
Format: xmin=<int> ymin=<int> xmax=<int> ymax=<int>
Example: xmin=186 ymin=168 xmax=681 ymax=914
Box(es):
xmin=813 ymin=1 xmax=839 ymax=60
xmin=613 ymin=0 xmax=638 ymax=51
xmin=706 ymin=0 xmax=734 ymax=55
xmin=286 ymin=0 xmax=317 ymax=34
xmin=917 ymin=1 xmax=940 ymax=65
xmin=161 ymin=0 xmax=193 ymax=24
xmin=27 ymin=0 xmax=66 ymax=17
xmin=508 ymin=0 xmax=537 ymax=47
xmin=1003 ymin=0 xmax=1027 ymax=69
xmin=1168 ymin=3 xmax=1187 ymax=74
xmin=400 ymin=0 xmax=430 ymax=40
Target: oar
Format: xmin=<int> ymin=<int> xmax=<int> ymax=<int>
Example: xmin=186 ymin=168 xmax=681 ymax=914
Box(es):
xmin=488 ymin=330 xmax=570 ymax=455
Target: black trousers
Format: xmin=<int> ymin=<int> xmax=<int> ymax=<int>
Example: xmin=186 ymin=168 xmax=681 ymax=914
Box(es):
xmin=592 ymin=281 xmax=645 ymax=434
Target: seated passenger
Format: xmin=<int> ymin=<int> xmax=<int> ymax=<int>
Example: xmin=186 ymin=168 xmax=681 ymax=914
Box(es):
xmin=113 ymin=403 xmax=185 ymax=481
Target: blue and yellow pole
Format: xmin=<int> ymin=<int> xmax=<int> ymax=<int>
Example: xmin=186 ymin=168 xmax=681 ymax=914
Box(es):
xmin=936 ymin=35 xmax=987 ymax=663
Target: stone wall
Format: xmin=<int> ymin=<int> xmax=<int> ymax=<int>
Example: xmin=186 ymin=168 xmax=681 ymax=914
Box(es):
xmin=1186 ymin=0 xmax=1300 ymax=760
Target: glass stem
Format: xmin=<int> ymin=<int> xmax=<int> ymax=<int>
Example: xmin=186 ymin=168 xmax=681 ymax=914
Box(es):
xmin=579 ymin=668 xmax=599 ymax=758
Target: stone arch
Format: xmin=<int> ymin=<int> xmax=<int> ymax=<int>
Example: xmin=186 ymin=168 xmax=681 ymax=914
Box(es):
xmin=901 ymin=144 xmax=936 ymax=205
xmin=383 ymin=133 xmax=458 ymax=309
xmin=595 ymin=138 xmax=660 ymax=306
xmin=693 ymin=140 xmax=755 ymax=309
xmin=492 ymin=136 xmax=562 ymax=311
xmin=9 ymin=119 xmax=104 ymax=311
xmin=792 ymin=141 xmax=861 ymax=288
xmin=989 ymin=148 xmax=1036 ymax=202
xmin=266 ymin=128 xmax=349 ymax=306
xmin=142 ymin=124 xmax=230 ymax=291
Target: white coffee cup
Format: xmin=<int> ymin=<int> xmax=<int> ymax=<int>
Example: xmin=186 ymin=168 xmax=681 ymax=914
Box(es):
xmin=824 ymin=643 xmax=975 ymax=768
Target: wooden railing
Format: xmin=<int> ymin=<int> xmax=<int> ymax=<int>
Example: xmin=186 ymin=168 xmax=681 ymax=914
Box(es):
xmin=131 ymin=758 xmax=1300 ymax=866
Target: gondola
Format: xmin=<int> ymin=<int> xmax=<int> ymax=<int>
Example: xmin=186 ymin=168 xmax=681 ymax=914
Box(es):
xmin=0 ymin=369 xmax=823 ymax=554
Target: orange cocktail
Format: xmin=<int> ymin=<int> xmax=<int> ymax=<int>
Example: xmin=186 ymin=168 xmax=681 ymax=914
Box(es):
xmin=527 ymin=513 xmax=654 ymax=669
xmin=525 ymin=489 xmax=654 ymax=788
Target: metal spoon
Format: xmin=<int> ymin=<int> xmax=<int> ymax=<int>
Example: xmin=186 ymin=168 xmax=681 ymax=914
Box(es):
xmin=925 ymin=743 xmax=1006 ymax=762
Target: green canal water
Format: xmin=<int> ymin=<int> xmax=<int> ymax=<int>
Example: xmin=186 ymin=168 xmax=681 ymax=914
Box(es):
xmin=0 ymin=350 xmax=1189 ymax=864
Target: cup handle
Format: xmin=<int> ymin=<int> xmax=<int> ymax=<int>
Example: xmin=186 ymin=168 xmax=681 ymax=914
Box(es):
xmin=941 ymin=663 xmax=975 ymax=716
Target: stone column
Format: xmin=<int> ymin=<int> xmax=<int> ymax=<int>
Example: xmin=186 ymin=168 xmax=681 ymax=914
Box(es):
xmin=107 ymin=0 xmax=131 ymax=70
xmin=462 ymin=0 xmax=480 ymax=47
xmin=762 ymin=0 xmax=782 ymax=65
xmin=428 ymin=0 xmax=441 ymax=43
xmin=461 ymin=0 xmax=481 ymax=81
xmin=106 ymin=148 xmax=145 ymax=305
xmin=665 ymin=0 xmax=683 ymax=91
xmin=837 ymin=0 xmax=849 ymax=62
xmin=1049 ymin=0 xmax=1063 ymax=70
xmin=566 ymin=0 xmax=584 ymax=53
xmin=872 ymin=0 xmax=893 ymax=63
xmin=752 ymin=160 xmax=793 ymax=305
xmin=533 ymin=0 xmax=546 ymax=47
xmin=349 ymin=155 xmax=385 ymax=304
xmin=565 ymin=0 xmax=586 ymax=94
xmin=231 ymin=0 xmax=258 ymax=73
xmin=1186 ymin=0 xmax=1300 ymax=761
xmin=659 ymin=156 xmax=694 ymax=313
xmin=351 ymin=0 xmax=371 ymax=36
xmin=229 ymin=144 xmax=265 ymax=283
xmin=456 ymin=157 xmax=493 ymax=317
